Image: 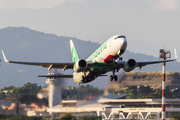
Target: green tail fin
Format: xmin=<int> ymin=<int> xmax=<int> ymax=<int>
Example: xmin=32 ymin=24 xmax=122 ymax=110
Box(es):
xmin=70 ymin=40 xmax=79 ymax=62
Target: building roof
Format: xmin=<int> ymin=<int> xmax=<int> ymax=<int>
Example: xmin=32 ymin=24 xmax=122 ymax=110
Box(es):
xmin=47 ymin=98 xmax=180 ymax=114
xmin=92 ymin=94 xmax=129 ymax=101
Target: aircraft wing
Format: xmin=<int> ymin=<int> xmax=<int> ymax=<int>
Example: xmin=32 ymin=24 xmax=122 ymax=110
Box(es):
xmin=2 ymin=51 xmax=96 ymax=71
xmin=114 ymin=58 xmax=177 ymax=71
xmin=115 ymin=58 xmax=177 ymax=71
xmin=115 ymin=49 xmax=177 ymax=70
xmin=2 ymin=50 xmax=74 ymax=71
xmin=136 ymin=59 xmax=176 ymax=69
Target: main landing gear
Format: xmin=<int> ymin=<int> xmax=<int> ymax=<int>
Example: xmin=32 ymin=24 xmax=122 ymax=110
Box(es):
xmin=110 ymin=75 xmax=117 ymax=81
xmin=110 ymin=56 xmax=122 ymax=81
xmin=110 ymin=69 xmax=118 ymax=81
xmin=119 ymin=57 xmax=123 ymax=61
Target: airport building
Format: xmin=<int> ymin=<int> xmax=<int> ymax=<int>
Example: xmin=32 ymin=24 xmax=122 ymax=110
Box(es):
xmin=47 ymin=98 xmax=180 ymax=120
xmin=44 ymin=71 xmax=180 ymax=119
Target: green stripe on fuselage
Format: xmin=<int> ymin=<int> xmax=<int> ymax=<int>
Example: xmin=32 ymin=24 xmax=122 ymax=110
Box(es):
xmin=91 ymin=62 xmax=114 ymax=72
xmin=87 ymin=40 xmax=108 ymax=61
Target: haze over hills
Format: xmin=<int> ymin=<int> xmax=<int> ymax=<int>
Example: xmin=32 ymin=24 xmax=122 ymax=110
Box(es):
xmin=0 ymin=0 xmax=180 ymax=59
xmin=0 ymin=27 xmax=179 ymax=89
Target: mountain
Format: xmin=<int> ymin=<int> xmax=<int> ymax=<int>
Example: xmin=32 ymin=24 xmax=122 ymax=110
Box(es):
xmin=0 ymin=27 xmax=179 ymax=89
xmin=0 ymin=1 xmax=180 ymax=59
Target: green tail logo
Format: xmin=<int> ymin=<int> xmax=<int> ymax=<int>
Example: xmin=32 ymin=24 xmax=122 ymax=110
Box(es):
xmin=70 ymin=40 xmax=79 ymax=62
xmin=71 ymin=47 xmax=79 ymax=62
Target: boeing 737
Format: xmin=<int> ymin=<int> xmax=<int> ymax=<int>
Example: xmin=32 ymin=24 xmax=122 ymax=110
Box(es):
xmin=2 ymin=35 xmax=177 ymax=84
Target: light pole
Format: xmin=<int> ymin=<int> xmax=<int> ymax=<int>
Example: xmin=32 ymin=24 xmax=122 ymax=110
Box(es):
xmin=159 ymin=49 xmax=171 ymax=120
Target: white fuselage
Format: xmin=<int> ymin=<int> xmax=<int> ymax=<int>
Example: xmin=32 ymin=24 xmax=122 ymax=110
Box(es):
xmin=73 ymin=35 xmax=127 ymax=84
xmin=87 ymin=35 xmax=127 ymax=63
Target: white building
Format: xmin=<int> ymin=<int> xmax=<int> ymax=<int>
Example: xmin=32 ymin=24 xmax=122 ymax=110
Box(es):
xmin=47 ymin=98 xmax=180 ymax=120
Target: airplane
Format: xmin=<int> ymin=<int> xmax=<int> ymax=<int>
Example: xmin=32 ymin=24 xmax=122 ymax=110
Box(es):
xmin=2 ymin=35 xmax=177 ymax=84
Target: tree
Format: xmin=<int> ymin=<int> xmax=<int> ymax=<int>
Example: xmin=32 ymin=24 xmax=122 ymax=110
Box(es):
xmin=173 ymin=72 xmax=180 ymax=79
xmin=155 ymin=87 xmax=162 ymax=97
xmin=79 ymin=116 xmax=98 ymax=120
xmin=138 ymin=86 xmax=146 ymax=96
xmin=0 ymin=83 xmax=47 ymax=105
xmin=174 ymin=114 xmax=180 ymax=120
xmin=76 ymin=84 xmax=103 ymax=96
xmin=126 ymin=89 xmax=139 ymax=99
xmin=10 ymin=83 xmax=42 ymax=95
xmin=17 ymin=93 xmax=48 ymax=105
xmin=172 ymin=88 xmax=180 ymax=98
xmin=126 ymin=86 xmax=138 ymax=96
xmin=113 ymin=90 xmax=125 ymax=94
xmin=0 ymin=92 xmax=6 ymax=99
xmin=145 ymin=93 xmax=160 ymax=98
xmin=138 ymin=85 xmax=153 ymax=96
xmin=18 ymin=93 xmax=38 ymax=104
xmin=53 ymin=113 xmax=76 ymax=120
xmin=0 ymin=115 xmax=45 ymax=120
xmin=166 ymin=86 xmax=173 ymax=98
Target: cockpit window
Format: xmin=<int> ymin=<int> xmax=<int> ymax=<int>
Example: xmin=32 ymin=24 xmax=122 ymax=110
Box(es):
xmin=115 ymin=35 xmax=126 ymax=39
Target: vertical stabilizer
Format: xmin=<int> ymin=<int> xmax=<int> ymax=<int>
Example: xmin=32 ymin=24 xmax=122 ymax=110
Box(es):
xmin=174 ymin=48 xmax=177 ymax=60
xmin=70 ymin=40 xmax=79 ymax=62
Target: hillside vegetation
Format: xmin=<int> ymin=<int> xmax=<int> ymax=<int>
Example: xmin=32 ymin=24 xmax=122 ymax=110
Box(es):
xmin=108 ymin=72 xmax=180 ymax=90
xmin=122 ymin=71 xmax=180 ymax=81
xmin=106 ymin=72 xmax=180 ymax=99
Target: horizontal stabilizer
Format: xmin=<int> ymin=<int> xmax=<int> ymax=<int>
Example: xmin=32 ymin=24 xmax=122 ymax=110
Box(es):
xmin=99 ymin=74 xmax=108 ymax=76
xmin=37 ymin=74 xmax=73 ymax=78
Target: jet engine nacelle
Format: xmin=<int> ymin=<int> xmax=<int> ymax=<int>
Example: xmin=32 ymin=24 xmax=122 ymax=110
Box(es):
xmin=123 ymin=59 xmax=137 ymax=72
xmin=74 ymin=59 xmax=87 ymax=72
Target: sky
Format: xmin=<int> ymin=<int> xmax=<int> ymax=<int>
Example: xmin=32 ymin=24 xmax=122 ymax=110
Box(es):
xmin=0 ymin=0 xmax=177 ymax=11
xmin=0 ymin=0 xmax=179 ymax=89
xmin=0 ymin=0 xmax=67 ymax=9
xmin=0 ymin=0 xmax=179 ymax=59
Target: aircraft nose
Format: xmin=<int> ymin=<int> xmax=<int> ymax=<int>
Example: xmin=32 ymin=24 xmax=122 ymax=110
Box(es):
xmin=112 ymin=35 xmax=127 ymax=54
xmin=120 ymin=38 xmax=127 ymax=49
xmin=118 ymin=38 xmax=127 ymax=55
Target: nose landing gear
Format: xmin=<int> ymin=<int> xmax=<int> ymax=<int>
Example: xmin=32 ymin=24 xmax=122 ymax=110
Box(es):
xmin=119 ymin=57 xmax=123 ymax=61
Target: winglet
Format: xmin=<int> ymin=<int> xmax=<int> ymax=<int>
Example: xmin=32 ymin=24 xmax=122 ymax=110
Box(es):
xmin=174 ymin=48 xmax=177 ymax=60
xmin=2 ymin=50 xmax=10 ymax=63
xmin=70 ymin=40 xmax=79 ymax=62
